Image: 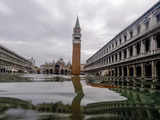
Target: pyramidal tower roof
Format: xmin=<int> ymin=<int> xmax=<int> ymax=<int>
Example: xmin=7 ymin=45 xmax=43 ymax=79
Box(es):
xmin=75 ymin=16 xmax=80 ymax=28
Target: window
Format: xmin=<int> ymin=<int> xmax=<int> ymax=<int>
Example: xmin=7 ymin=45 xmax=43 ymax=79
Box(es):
xmin=115 ymin=41 xmax=117 ymax=46
xmin=144 ymin=21 xmax=149 ymax=29
xmin=109 ymin=57 xmax=111 ymax=63
xmin=136 ymin=42 xmax=141 ymax=55
xmin=112 ymin=43 xmax=114 ymax=49
xmin=107 ymin=48 xmax=108 ymax=53
xmin=119 ymin=39 xmax=122 ymax=44
xmin=119 ymin=52 xmax=122 ymax=60
xmin=144 ymin=39 xmax=150 ymax=52
xmin=156 ymin=13 xmax=160 ymax=22
xmin=137 ymin=25 xmax=141 ymax=34
xmin=112 ymin=55 xmax=114 ymax=63
xmin=103 ymin=59 xmax=105 ymax=65
xmin=124 ymin=35 xmax=127 ymax=41
xmin=130 ymin=30 xmax=133 ymax=38
xmin=156 ymin=34 xmax=160 ymax=48
xmin=106 ymin=58 xmax=107 ymax=64
xmin=115 ymin=54 xmax=117 ymax=61
xmin=129 ymin=46 xmax=133 ymax=57
xmin=124 ymin=49 xmax=127 ymax=59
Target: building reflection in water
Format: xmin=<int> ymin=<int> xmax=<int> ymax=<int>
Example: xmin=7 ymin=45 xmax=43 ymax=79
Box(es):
xmin=0 ymin=75 xmax=160 ymax=119
xmin=71 ymin=76 xmax=84 ymax=120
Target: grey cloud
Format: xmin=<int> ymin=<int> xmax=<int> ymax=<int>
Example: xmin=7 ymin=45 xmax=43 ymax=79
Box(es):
xmin=0 ymin=0 xmax=159 ymax=65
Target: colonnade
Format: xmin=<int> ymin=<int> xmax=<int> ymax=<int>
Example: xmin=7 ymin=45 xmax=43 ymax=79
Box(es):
xmin=0 ymin=65 xmax=13 ymax=73
xmin=108 ymin=61 xmax=160 ymax=80
xmin=106 ymin=33 xmax=159 ymax=65
xmin=0 ymin=65 xmax=27 ymax=73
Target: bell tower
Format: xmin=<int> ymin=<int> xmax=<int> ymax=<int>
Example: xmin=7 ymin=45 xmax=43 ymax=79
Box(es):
xmin=72 ymin=17 xmax=81 ymax=75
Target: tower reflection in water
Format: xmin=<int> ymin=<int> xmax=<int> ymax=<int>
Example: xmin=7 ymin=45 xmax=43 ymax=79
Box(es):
xmin=0 ymin=75 xmax=160 ymax=120
xmin=71 ymin=76 xmax=84 ymax=120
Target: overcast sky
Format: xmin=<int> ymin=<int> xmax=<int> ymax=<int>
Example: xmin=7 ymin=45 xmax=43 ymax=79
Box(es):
xmin=0 ymin=0 xmax=159 ymax=66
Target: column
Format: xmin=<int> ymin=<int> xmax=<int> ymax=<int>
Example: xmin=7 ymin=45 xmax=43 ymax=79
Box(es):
xmin=117 ymin=67 xmax=120 ymax=77
xmin=141 ymin=40 xmax=145 ymax=55
xmin=127 ymin=66 xmax=130 ymax=77
xmin=132 ymin=65 xmax=136 ymax=86
xmin=109 ymin=68 xmax=112 ymax=76
xmin=112 ymin=68 xmax=115 ymax=76
xmin=141 ymin=63 xmax=145 ymax=89
xmin=112 ymin=55 xmax=114 ymax=63
xmin=122 ymin=66 xmax=124 ymax=77
xmin=121 ymin=51 xmax=124 ymax=60
xmin=133 ymin=65 xmax=136 ymax=77
xmin=133 ymin=45 xmax=137 ymax=57
xmin=114 ymin=54 xmax=116 ymax=63
xmin=117 ymin=52 xmax=120 ymax=61
xmin=152 ymin=61 xmax=157 ymax=80
xmin=127 ymin=48 xmax=130 ymax=58
xmin=150 ymin=36 xmax=156 ymax=53
xmin=141 ymin=63 xmax=145 ymax=78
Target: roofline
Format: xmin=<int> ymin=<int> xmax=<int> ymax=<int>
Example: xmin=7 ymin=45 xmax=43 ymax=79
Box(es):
xmin=87 ymin=1 xmax=160 ymax=61
xmin=0 ymin=44 xmax=31 ymax=63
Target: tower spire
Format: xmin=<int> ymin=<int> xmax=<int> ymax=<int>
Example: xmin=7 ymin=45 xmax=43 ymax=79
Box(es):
xmin=75 ymin=16 xmax=80 ymax=28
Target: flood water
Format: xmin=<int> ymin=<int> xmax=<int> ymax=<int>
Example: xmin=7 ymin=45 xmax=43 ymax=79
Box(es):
xmin=0 ymin=74 xmax=159 ymax=120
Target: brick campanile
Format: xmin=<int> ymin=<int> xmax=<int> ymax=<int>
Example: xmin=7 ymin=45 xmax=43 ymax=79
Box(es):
xmin=72 ymin=17 xmax=81 ymax=75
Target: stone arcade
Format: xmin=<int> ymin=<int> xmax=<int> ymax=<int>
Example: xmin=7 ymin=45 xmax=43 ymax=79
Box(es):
xmin=85 ymin=1 xmax=160 ymax=82
xmin=0 ymin=44 xmax=33 ymax=73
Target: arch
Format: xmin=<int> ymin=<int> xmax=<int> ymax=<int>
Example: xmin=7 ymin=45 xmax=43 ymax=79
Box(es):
xmin=123 ymin=66 xmax=127 ymax=76
xmin=136 ymin=66 xmax=141 ymax=77
xmin=129 ymin=67 xmax=134 ymax=76
xmin=65 ymin=69 xmax=68 ymax=75
xmin=156 ymin=33 xmax=160 ymax=48
xmin=145 ymin=63 xmax=152 ymax=77
xmin=61 ymin=69 xmax=64 ymax=74
xmin=55 ymin=64 xmax=60 ymax=74
xmin=18 ymin=70 xmax=23 ymax=73
xmin=50 ymin=69 xmax=53 ymax=74
xmin=2 ymin=68 xmax=5 ymax=73
xmin=156 ymin=61 xmax=160 ymax=81
xmin=115 ymin=68 xmax=118 ymax=76
xmin=119 ymin=67 xmax=122 ymax=76
xmin=108 ymin=71 xmax=111 ymax=76
xmin=46 ymin=69 xmax=49 ymax=74
xmin=111 ymin=70 xmax=114 ymax=76
xmin=96 ymin=72 xmax=99 ymax=76
xmin=0 ymin=69 xmax=3 ymax=73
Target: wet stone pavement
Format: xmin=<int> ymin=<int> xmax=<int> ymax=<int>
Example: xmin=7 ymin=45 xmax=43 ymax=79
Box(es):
xmin=0 ymin=74 xmax=159 ymax=120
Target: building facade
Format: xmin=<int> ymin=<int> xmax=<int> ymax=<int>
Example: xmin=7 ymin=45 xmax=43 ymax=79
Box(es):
xmin=40 ymin=58 xmax=71 ymax=74
xmin=85 ymin=1 xmax=160 ymax=81
xmin=0 ymin=44 xmax=33 ymax=73
xmin=72 ymin=17 xmax=81 ymax=75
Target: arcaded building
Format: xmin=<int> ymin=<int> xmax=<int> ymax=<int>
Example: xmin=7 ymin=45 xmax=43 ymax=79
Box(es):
xmin=40 ymin=58 xmax=71 ymax=74
xmin=85 ymin=1 xmax=160 ymax=81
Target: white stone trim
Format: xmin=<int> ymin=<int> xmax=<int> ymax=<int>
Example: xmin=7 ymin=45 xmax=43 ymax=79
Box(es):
xmin=73 ymin=40 xmax=81 ymax=44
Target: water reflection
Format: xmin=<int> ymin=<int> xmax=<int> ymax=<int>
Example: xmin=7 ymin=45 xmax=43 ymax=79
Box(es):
xmin=86 ymin=80 xmax=160 ymax=119
xmin=0 ymin=74 xmax=159 ymax=119
xmin=0 ymin=73 xmax=71 ymax=82
xmin=71 ymin=76 xmax=84 ymax=120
